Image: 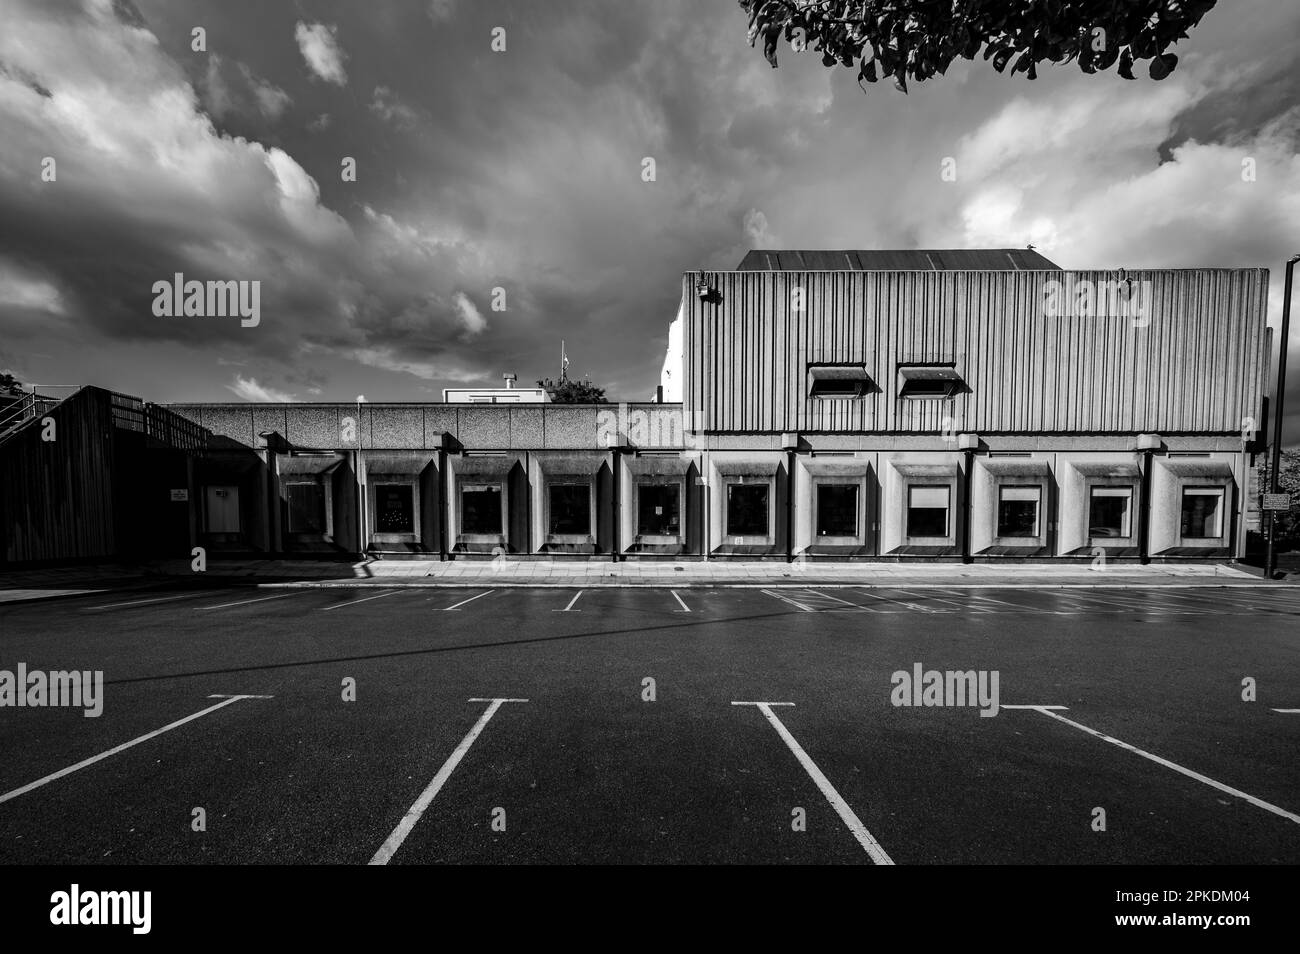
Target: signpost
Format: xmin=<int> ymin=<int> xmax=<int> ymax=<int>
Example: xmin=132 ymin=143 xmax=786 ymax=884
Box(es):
xmin=1266 ymin=255 xmax=1299 ymax=579
xmin=1262 ymin=494 xmax=1291 ymax=511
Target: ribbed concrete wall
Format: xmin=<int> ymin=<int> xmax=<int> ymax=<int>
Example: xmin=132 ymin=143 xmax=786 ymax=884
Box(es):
xmin=683 ymin=269 xmax=1269 ymax=435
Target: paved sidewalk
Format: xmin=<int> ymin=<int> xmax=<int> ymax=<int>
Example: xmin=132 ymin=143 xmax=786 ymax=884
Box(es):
xmin=0 ymin=557 xmax=1277 ymax=604
xmin=0 ymin=564 xmax=161 ymax=604
xmin=144 ymin=557 xmax=1264 ymax=588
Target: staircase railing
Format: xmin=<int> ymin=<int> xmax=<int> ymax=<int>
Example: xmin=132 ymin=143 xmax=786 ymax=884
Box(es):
xmin=0 ymin=386 xmax=81 ymax=445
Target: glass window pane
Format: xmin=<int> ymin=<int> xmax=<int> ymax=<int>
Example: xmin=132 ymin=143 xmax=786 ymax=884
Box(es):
xmin=907 ymin=485 xmax=949 ymax=537
xmin=816 ymin=484 xmax=858 ymax=536
xmin=997 ymin=485 xmax=1040 ymax=537
xmin=549 ymin=483 xmax=590 ymax=535
xmin=1180 ymin=488 xmax=1223 ymax=538
xmin=375 ymin=484 xmax=413 ymax=533
xmin=287 ymin=483 xmax=324 ymax=533
xmin=909 ymin=486 xmax=948 ymax=509
xmin=461 ymin=484 xmax=502 ymax=534
xmin=1088 ymin=487 xmax=1131 ymax=537
xmin=637 ymin=484 xmax=680 ymax=536
xmin=726 ymin=483 xmax=769 ymax=536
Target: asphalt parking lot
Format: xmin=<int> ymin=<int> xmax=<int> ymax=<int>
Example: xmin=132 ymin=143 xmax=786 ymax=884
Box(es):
xmin=0 ymin=584 xmax=1298 ymax=864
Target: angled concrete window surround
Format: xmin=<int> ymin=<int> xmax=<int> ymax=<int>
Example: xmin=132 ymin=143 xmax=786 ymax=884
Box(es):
xmin=807 ymin=364 xmax=873 ymax=399
xmin=898 ymin=365 xmax=965 ymax=400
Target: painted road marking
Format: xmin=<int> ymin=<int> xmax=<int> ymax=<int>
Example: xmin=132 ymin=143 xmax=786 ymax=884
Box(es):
xmin=804 ymin=589 xmax=866 ymax=609
xmin=1066 ymin=590 xmax=1185 ymax=613
xmin=761 ymin=589 xmax=816 ymax=612
xmin=671 ymin=590 xmax=692 ymax=613
xmin=853 ymin=589 xmax=932 ymax=613
xmin=978 ymin=591 xmax=1079 ymax=615
xmin=199 ymin=592 xmax=305 ymax=611
xmin=1000 ymin=704 xmax=1069 ymax=710
xmin=321 ymin=589 xmax=402 ymax=611
xmin=733 ymin=701 xmax=894 ymax=864
xmin=0 ymin=695 xmax=272 ymax=805
xmin=953 ymin=591 xmax=1039 ymax=611
xmin=443 ymin=590 xmax=494 ymax=611
xmin=1011 ymin=705 xmax=1300 ymax=826
xmin=87 ymin=592 xmax=211 ymax=611
xmin=369 ymin=698 xmax=527 ymax=865
xmin=895 ymin=588 xmax=988 ymax=612
xmin=1093 ymin=591 xmax=1199 ymax=614
xmin=1272 ymin=709 xmax=1300 ymax=714
xmin=553 ymin=590 xmax=583 ymax=613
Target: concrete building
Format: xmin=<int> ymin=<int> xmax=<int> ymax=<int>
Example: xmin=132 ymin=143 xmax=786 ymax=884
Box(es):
xmin=0 ymin=249 xmax=1272 ymax=566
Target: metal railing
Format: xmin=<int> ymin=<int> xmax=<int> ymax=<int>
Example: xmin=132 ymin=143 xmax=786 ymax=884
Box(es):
xmin=0 ymin=386 xmax=212 ymax=454
xmin=0 ymin=386 xmax=80 ymax=445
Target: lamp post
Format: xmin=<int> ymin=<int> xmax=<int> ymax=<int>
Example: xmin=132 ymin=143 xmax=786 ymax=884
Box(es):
xmin=356 ymin=395 xmax=367 ymax=561
xmin=1266 ymin=256 xmax=1299 ymax=580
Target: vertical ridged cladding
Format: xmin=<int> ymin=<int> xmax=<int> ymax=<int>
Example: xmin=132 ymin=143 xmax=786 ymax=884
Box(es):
xmin=683 ymin=269 xmax=1269 ymax=435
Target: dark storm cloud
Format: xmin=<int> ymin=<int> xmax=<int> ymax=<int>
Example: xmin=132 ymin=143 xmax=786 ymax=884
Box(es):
xmin=0 ymin=0 xmax=1298 ymax=437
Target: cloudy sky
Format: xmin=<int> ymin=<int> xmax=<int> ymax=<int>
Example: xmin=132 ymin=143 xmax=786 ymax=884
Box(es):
xmin=1 ymin=0 xmax=1297 ymax=437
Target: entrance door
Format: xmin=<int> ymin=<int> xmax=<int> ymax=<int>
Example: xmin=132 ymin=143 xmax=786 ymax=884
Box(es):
xmin=205 ymin=485 xmax=241 ymax=533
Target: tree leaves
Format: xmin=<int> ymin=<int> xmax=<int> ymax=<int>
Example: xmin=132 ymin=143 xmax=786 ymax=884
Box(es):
xmin=1149 ymin=52 xmax=1177 ymax=80
xmin=738 ymin=0 xmax=1216 ymax=91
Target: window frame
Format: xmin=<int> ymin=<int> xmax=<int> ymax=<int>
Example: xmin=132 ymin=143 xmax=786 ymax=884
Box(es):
xmin=807 ymin=364 xmax=873 ymax=400
xmin=906 ymin=484 xmax=951 ymax=539
xmin=898 ymin=365 xmax=964 ymax=401
xmin=724 ymin=479 xmax=773 ymax=541
xmin=815 ymin=482 xmax=861 ymax=539
xmin=372 ymin=482 xmax=417 ymax=536
xmin=636 ymin=480 xmax=683 ymax=540
xmin=285 ymin=480 xmax=328 ymax=535
xmin=1180 ymin=486 xmax=1226 ymax=541
xmin=996 ymin=484 xmax=1042 ymax=539
xmin=1087 ymin=485 xmax=1133 ymax=541
xmin=545 ymin=480 xmax=594 ymax=539
xmin=459 ymin=481 xmax=505 ymax=538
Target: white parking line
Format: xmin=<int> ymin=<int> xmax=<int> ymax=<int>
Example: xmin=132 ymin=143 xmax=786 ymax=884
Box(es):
xmin=443 ymin=590 xmax=494 ymax=611
xmin=761 ymin=589 xmax=816 ymax=612
xmin=199 ymin=592 xmax=306 ymax=611
xmin=554 ymin=591 xmax=584 ymax=612
xmin=369 ymin=697 xmax=527 ymax=865
xmin=0 ymin=694 xmax=272 ymax=805
xmin=671 ymin=590 xmax=691 ymax=613
xmin=804 ymin=589 xmax=863 ymax=608
xmin=1010 ymin=705 xmax=1300 ymax=826
xmin=87 ymin=592 xmax=211 ymax=611
xmin=1272 ymin=709 xmax=1300 ymax=714
xmin=1067 ymin=590 xmax=1181 ymax=613
xmin=321 ymin=590 xmax=402 ymax=611
xmin=895 ymin=588 xmax=985 ymax=612
xmin=952 ymin=591 xmax=1035 ymax=611
xmin=733 ymin=701 xmax=894 ymax=864
xmin=853 ymin=590 xmax=932 ymax=612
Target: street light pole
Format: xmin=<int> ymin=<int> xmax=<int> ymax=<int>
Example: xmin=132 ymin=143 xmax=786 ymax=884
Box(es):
xmin=1266 ymin=255 xmax=1299 ymax=580
xmin=356 ymin=395 xmax=367 ymax=561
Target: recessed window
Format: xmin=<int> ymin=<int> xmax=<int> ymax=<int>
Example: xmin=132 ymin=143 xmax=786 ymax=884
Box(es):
xmin=907 ymin=485 xmax=949 ymax=537
xmin=461 ymin=483 xmax=503 ymax=534
xmin=808 ymin=365 xmax=872 ymax=399
xmin=286 ymin=482 xmax=325 ymax=533
xmin=375 ymin=484 xmax=414 ymax=534
xmin=1089 ymin=487 xmax=1132 ymax=538
xmin=816 ymin=484 xmax=859 ymax=537
xmin=548 ymin=483 xmax=591 ymax=535
xmin=1181 ymin=487 xmax=1224 ymax=539
xmin=899 ymin=366 xmax=964 ymax=400
xmin=637 ymin=484 xmax=680 ymax=536
xmin=997 ymin=485 xmax=1041 ymax=538
xmin=726 ymin=483 xmax=770 ymax=536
